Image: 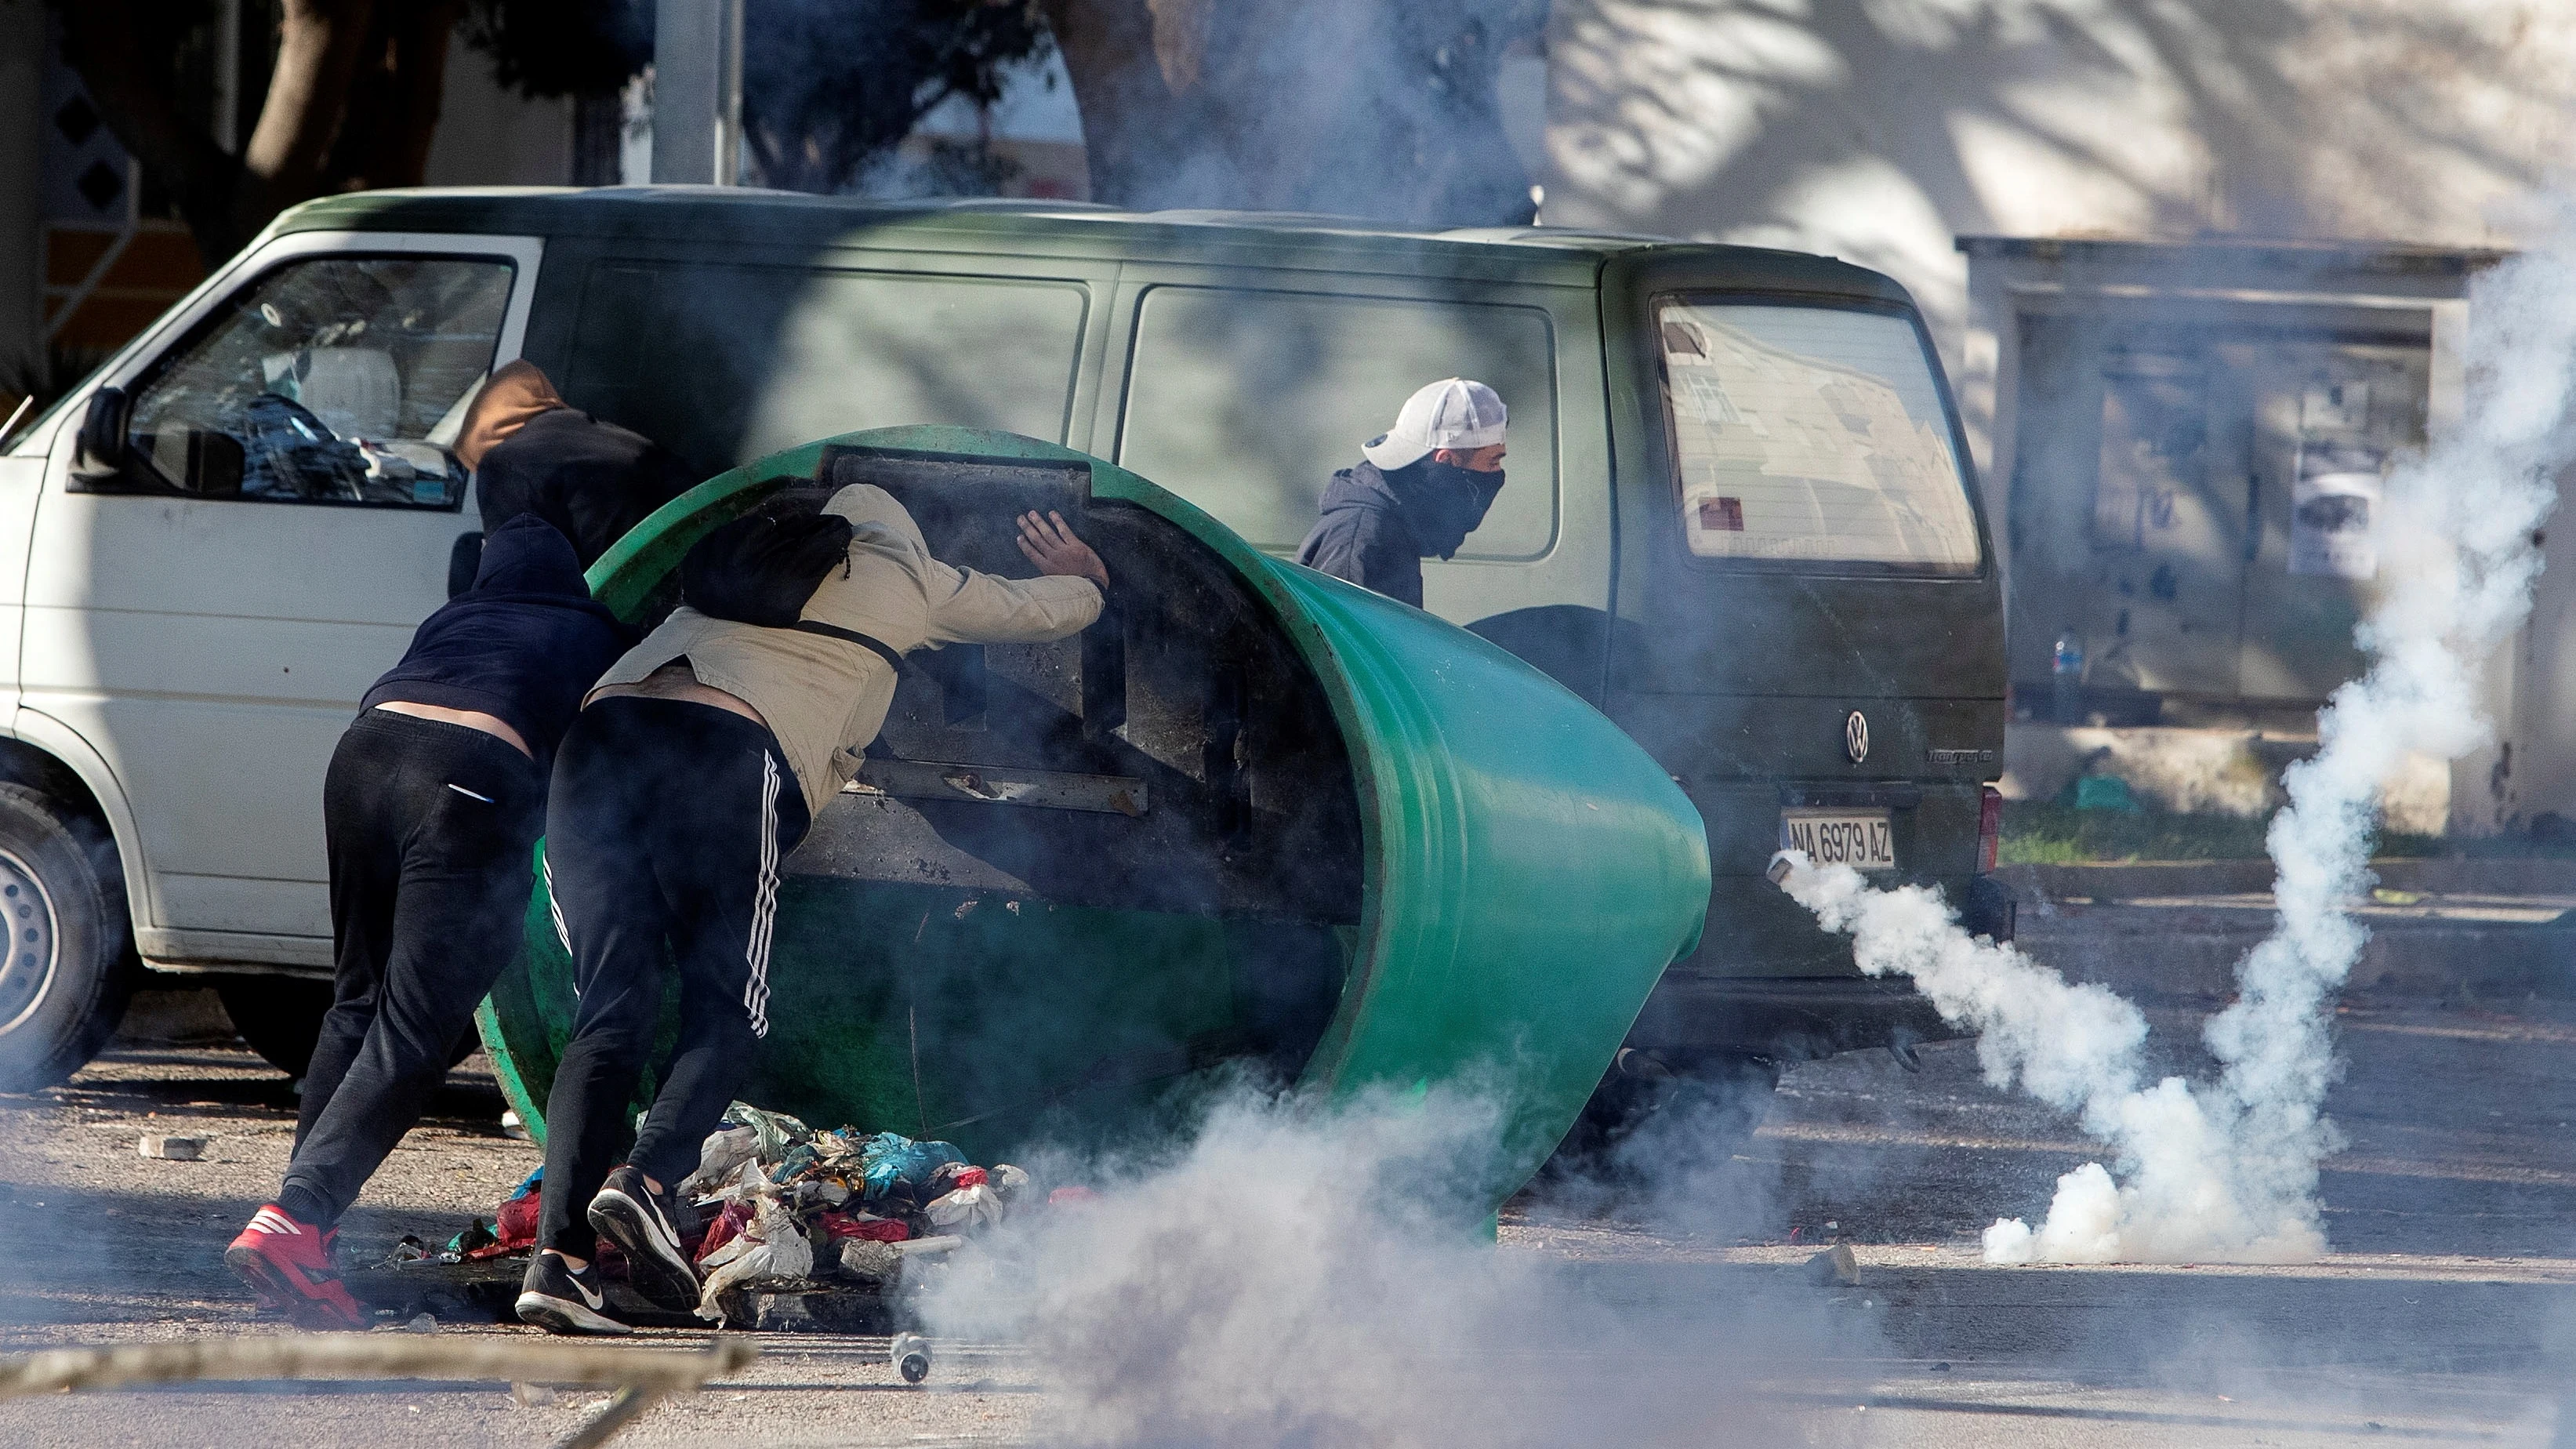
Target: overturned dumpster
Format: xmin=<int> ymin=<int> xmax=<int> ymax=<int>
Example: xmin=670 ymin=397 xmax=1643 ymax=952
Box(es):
xmin=476 ymin=427 xmax=1708 ymax=1208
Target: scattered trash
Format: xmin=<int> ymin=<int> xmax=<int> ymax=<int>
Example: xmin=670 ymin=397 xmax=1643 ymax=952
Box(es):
xmin=838 ymin=1238 xmax=902 ymax=1284
xmin=695 ymin=1195 xmax=814 ymax=1325
xmin=481 ymin=1168 xmax=542 ymax=1259
xmin=510 ymin=1382 xmax=556 ymax=1408
xmin=2072 ymin=775 xmax=2139 ymax=812
xmin=404 ymin=1313 xmax=437 ymax=1334
xmin=694 ymin=1200 xmax=754 ymax=1265
xmin=856 ymin=1132 xmax=968 ymax=1215
xmin=443 ymin=1218 xmax=497 ymax=1258
xmin=136 ymin=1134 xmax=207 ymax=1161
xmin=924 ymin=1182 xmax=1003 ymax=1234
xmin=381 ymin=1236 xmax=430 ymax=1266
xmin=814 ymin=1211 xmax=908 ymax=1243
xmin=2371 ymin=888 xmax=2426 ymax=906
xmin=890 ymin=1331 xmax=931 ymax=1385
xmin=412 ymin=1096 xmax=1059 ymax=1334
xmin=1930 ymin=1361 xmax=1951 ymax=1372
xmin=679 ymin=1126 xmax=763 ymax=1198
xmin=1805 ymin=1243 xmax=1859 ymax=1287
xmin=499 ymin=1109 xmax=530 ymax=1141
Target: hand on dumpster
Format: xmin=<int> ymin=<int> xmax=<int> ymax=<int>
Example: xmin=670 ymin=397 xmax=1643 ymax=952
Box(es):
xmin=1016 ymin=510 xmax=1111 ymax=591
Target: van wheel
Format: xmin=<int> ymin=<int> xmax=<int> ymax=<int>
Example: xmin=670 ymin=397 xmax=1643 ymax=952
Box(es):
xmin=215 ymin=978 xmax=483 ymax=1077
xmin=216 ymin=978 xmax=334 ymax=1077
xmin=0 ymin=784 xmax=139 ymax=1093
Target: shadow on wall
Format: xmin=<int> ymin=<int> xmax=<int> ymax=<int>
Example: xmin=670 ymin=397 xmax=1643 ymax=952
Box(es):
xmin=1545 ymin=0 xmax=2563 ymax=334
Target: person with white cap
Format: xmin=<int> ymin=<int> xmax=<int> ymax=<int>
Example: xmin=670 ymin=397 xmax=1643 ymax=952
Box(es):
xmin=1294 ymin=377 xmax=1508 ymax=609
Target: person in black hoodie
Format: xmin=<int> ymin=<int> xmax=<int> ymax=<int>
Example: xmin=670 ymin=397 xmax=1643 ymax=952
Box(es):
xmin=225 ymin=514 xmax=633 ymax=1329
xmin=456 ymin=361 xmax=701 ymax=568
xmin=1294 ymin=377 xmax=1509 ymax=609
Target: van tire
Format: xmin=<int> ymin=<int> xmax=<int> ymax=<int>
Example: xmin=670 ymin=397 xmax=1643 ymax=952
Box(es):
xmin=216 ymin=977 xmax=483 ymax=1078
xmin=0 ymin=784 xmax=139 ymax=1093
xmin=216 ymin=977 xmax=335 ymax=1077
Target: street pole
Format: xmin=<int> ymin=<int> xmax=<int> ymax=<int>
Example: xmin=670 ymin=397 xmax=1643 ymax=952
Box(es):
xmin=652 ymin=0 xmax=743 ymax=185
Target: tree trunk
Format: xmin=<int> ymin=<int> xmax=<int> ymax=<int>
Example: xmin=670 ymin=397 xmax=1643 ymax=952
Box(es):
xmin=1039 ymin=0 xmax=1540 ymax=227
xmin=62 ymin=0 xmax=466 ymax=268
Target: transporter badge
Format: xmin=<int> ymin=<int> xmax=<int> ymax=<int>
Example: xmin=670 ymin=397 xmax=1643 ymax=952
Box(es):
xmin=1845 ymin=710 xmax=1870 ymax=765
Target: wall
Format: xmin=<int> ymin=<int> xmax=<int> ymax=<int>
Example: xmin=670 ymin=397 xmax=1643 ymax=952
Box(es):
xmin=1544 ymin=0 xmax=2576 ymax=467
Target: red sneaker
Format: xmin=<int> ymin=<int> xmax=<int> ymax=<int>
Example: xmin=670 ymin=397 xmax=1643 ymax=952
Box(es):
xmin=227 ymin=1204 xmax=368 ymax=1330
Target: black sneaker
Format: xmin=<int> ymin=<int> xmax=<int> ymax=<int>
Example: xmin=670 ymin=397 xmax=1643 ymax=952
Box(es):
xmin=515 ymin=1251 xmax=629 ymax=1335
xmin=589 ymin=1164 xmax=700 ymax=1309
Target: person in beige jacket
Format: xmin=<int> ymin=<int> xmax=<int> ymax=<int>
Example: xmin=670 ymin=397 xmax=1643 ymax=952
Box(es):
xmin=517 ymin=482 xmax=1107 ymax=1334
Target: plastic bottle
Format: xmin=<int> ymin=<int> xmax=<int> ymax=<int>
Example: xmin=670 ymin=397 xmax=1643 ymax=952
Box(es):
xmin=2051 ymin=634 xmax=2084 ymax=724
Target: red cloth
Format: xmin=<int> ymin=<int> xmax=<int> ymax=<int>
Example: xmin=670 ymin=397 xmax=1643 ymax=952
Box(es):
xmin=695 ymin=1200 xmax=755 ymax=1263
xmin=474 ymin=1186 xmax=543 ymax=1259
xmin=952 ymin=1167 xmax=988 ymax=1189
xmin=815 ymin=1211 xmax=910 ymax=1243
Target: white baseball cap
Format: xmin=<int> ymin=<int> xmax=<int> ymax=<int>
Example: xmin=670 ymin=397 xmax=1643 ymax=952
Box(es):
xmin=1362 ymin=378 xmax=1508 ymax=470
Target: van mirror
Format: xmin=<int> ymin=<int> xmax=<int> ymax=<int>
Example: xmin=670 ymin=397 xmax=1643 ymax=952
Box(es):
xmin=71 ymin=387 xmax=128 ymax=479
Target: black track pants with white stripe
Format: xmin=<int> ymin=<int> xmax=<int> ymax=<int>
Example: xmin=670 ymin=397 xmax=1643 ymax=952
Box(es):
xmin=535 ymin=695 xmax=808 ymax=1258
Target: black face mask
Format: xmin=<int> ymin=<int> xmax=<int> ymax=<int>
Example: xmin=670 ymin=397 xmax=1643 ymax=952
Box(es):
xmin=1400 ymin=461 xmax=1507 ymax=560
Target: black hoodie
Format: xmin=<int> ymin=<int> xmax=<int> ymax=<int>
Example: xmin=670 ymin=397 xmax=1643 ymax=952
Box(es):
xmin=361 ymin=515 xmax=637 ymax=764
xmin=1293 ymin=459 xmax=1504 ymax=608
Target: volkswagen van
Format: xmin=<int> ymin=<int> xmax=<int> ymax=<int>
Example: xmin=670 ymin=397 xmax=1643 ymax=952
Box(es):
xmin=0 ymin=190 xmax=2007 ymax=1128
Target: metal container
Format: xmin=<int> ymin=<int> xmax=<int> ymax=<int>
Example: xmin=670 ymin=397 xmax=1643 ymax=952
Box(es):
xmin=476 ymin=427 xmax=1708 ymax=1207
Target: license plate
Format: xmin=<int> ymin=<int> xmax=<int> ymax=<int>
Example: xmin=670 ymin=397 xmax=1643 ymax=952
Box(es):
xmin=1780 ymin=808 xmax=1896 ymax=870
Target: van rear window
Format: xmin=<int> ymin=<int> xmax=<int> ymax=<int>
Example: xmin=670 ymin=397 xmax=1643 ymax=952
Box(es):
xmin=1657 ymin=302 xmax=1979 ymax=574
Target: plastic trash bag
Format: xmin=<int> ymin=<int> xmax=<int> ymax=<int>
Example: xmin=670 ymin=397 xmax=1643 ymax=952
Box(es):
xmin=695 ymin=1194 xmax=813 ymax=1324
xmin=694 ymin=1199 xmax=755 ymax=1265
xmin=855 ymin=1132 xmax=965 ymax=1212
xmin=923 ymin=1182 xmax=1003 ymax=1234
xmin=720 ymin=1102 xmax=814 ymax=1163
xmin=679 ymin=1126 xmax=760 ymax=1199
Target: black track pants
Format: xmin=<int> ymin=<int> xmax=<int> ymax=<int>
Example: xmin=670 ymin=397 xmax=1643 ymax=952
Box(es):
xmin=535 ymin=696 xmax=807 ymax=1258
xmin=281 ymin=710 xmax=544 ymax=1227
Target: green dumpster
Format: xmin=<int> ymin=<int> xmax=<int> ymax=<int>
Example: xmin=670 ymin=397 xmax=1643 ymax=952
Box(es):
xmin=476 ymin=427 xmax=1708 ymax=1205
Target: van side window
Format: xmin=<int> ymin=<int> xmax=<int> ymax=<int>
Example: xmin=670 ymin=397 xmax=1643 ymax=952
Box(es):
xmin=1656 ymin=301 xmax=1979 ymax=574
xmin=122 ymin=256 xmax=515 ymax=507
xmin=1118 ymin=288 xmax=1558 ymax=560
xmin=568 ymin=264 xmax=1090 ymax=473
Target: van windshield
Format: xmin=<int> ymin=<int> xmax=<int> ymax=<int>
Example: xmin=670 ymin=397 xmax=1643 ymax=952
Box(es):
xmin=1657 ymin=301 xmax=1979 ymax=574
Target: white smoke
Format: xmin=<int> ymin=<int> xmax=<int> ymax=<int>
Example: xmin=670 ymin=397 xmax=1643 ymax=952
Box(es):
xmin=914 ymin=1080 xmax=1866 ymax=1446
xmin=1776 ymin=229 xmax=2576 ymax=1264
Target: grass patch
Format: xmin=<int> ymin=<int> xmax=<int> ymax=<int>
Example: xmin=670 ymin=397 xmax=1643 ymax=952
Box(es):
xmin=1998 ymin=801 xmax=2576 ymax=864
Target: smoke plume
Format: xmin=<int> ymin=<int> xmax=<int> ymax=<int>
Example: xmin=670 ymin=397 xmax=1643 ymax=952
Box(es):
xmin=1777 ymin=227 xmax=2576 ymax=1263
xmin=916 ymin=1079 xmax=1864 ymax=1446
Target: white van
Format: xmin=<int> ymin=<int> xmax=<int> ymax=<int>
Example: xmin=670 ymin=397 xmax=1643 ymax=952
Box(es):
xmin=0 ymin=188 xmax=2006 ymax=1107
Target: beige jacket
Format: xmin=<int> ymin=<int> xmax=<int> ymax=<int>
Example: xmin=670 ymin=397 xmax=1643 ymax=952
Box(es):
xmin=594 ymin=483 xmax=1105 ymax=821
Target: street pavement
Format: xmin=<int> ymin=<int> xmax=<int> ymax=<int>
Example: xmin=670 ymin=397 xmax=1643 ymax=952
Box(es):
xmin=0 ymin=876 xmax=2571 ymax=1447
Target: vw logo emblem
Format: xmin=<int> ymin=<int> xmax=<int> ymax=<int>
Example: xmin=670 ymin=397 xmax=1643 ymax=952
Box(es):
xmin=1845 ymin=710 xmax=1870 ymax=765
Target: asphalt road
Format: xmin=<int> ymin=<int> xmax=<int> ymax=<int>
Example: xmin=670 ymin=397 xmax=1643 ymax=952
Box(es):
xmin=0 ymin=970 xmax=2570 ymax=1447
